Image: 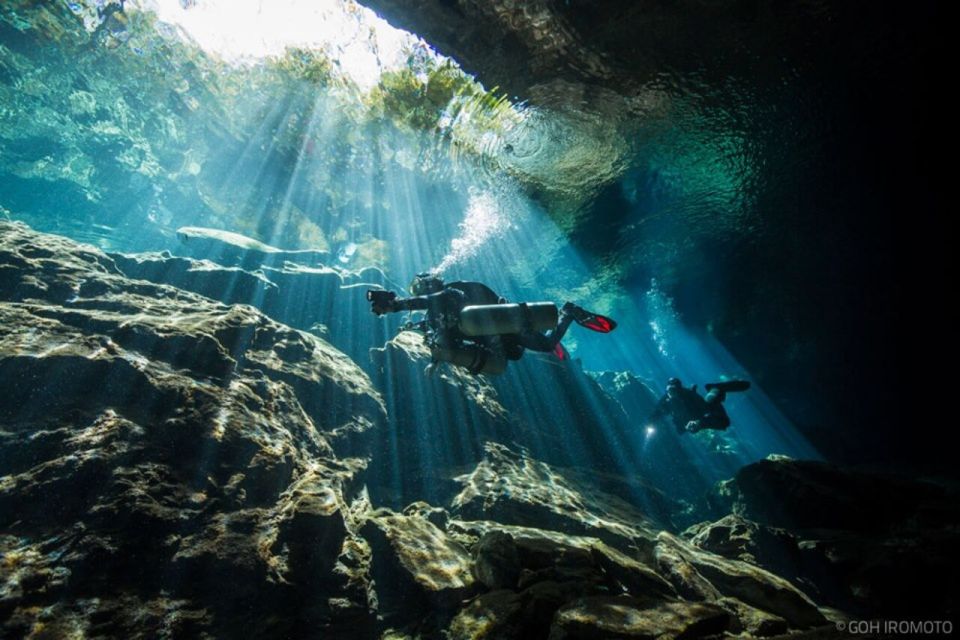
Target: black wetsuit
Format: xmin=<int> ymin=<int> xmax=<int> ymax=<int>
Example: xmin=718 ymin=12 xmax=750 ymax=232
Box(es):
xmin=394 ymin=281 xmax=573 ymax=359
xmin=649 ymin=385 xmax=731 ymax=433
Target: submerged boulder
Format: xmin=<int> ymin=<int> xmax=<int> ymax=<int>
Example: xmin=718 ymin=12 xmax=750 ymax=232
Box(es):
xmin=450 ymin=521 xmax=675 ymax=600
xmin=361 ymin=509 xmax=476 ymax=626
xmin=683 ymin=514 xmax=809 ymax=592
xmin=654 ymin=532 xmax=825 ymax=628
xmin=703 ymin=456 xmax=960 ymax=618
xmin=549 ymin=596 xmax=730 ymax=640
xmin=450 ymin=442 xmax=667 ymax=554
xmin=445 ymin=521 xmax=676 ymax=640
xmin=472 ymin=531 xmax=523 ymax=590
xmin=447 ymin=589 xmax=526 ymax=640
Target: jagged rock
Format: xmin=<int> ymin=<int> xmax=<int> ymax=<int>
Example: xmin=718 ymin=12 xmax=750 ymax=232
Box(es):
xmin=402 ymin=501 xmax=451 ymax=531
xmin=448 ymin=520 xmax=675 ymax=640
xmin=653 ymin=534 xmax=723 ymax=603
xmin=450 ymin=521 xmax=674 ymax=601
xmin=728 ymin=456 xmax=958 ymax=532
xmin=548 ymin=595 xmax=730 ymax=640
xmin=684 ymin=515 xmax=794 ymax=564
xmin=654 ymin=532 xmax=825 ymax=629
xmin=683 ymin=514 xmax=807 ymax=587
xmin=713 ymin=457 xmax=960 ymax=618
xmin=110 ymin=250 xmax=279 ymax=308
xmin=450 ymin=443 xmax=663 ymax=555
xmin=175 ymin=226 xmax=330 ymax=268
xmin=109 ymin=249 xmax=391 ymax=368
xmin=473 ymin=531 xmax=522 ymax=590
xmin=0 ymin=221 xmax=384 ymax=637
xmin=361 ymin=509 xmax=476 ymax=623
xmin=717 ymin=597 xmax=788 ymax=637
xmin=0 ymin=592 xmax=214 ymax=640
xmin=447 ymin=589 xmax=525 ymax=640
xmin=590 ymin=371 xmax=659 ymax=425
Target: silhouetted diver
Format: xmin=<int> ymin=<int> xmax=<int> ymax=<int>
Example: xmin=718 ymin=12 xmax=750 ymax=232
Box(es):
xmin=648 ymin=377 xmax=751 ymax=434
xmin=368 ymin=272 xmax=616 ymax=375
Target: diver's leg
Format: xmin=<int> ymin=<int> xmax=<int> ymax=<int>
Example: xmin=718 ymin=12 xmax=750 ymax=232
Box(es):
xmin=517 ymin=313 xmax=575 ymax=353
xmin=544 ymin=312 xmax=576 ymax=345
xmin=705 ymin=388 xmax=727 ymax=405
xmin=700 ymin=405 xmax=731 ymax=430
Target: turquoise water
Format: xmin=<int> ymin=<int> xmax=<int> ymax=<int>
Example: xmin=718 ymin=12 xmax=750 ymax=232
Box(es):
xmin=12 ymin=0 xmax=943 ymax=486
xmin=0 ymin=1 xmax=822 ymax=483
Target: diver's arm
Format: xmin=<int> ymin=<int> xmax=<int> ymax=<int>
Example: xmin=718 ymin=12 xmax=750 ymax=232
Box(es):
xmin=392 ymin=288 xmax=464 ymax=312
xmin=369 ymin=290 xmax=443 ymax=315
xmin=391 ymin=295 xmax=429 ymax=311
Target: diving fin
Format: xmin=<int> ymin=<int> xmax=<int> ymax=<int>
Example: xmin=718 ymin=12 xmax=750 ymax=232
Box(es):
xmin=705 ymin=380 xmax=751 ymax=393
xmin=576 ymin=310 xmax=617 ymax=333
xmin=561 ymin=303 xmax=617 ymax=333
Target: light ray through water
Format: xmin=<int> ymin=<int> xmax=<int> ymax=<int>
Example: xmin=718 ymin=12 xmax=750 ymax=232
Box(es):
xmin=74 ymin=0 xmax=823 ymax=509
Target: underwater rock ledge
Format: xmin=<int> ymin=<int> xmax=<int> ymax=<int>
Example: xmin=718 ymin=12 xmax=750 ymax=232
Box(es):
xmin=2 ymin=222 xmax=955 ymax=638
xmin=0 ymin=221 xmax=384 ymax=637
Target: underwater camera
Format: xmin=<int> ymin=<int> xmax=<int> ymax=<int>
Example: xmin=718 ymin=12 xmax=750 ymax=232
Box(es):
xmin=366 ymin=289 xmax=396 ymax=305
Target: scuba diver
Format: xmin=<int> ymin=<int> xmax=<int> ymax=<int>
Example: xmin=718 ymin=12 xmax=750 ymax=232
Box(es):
xmin=648 ymin=377 xmax=751 ymax=434
xmin=367 ymin=272 xmax=616 ymax=375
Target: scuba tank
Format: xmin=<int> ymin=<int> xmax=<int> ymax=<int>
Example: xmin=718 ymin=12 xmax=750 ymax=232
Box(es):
xmin=459 ymin=302 xmax=558 ymax=337
xmin=430 ymin=343 xmax=507 ymax=375
xmin=704 ymin=380 xmax=751 ymax=393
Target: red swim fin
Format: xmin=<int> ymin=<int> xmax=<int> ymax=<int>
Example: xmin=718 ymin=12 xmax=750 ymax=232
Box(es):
xmin=577 ymin=313 xmax=617 ymax=333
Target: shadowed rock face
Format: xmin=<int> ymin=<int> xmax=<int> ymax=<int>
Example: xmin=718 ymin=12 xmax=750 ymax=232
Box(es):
xmin=690 ymin=456 xmax=960 ymax=619
xmin=0 ymin=220 xmax=384 ymax=637
xmin=358 ymin=0 xmax=847 ymax=108
xmin=450 ymin=442 xmax=669 ymax=550
xmin=550 ymin=596 xmax=731 ymax=640
xmin=3 ymin=223 xmax=954 ymax=638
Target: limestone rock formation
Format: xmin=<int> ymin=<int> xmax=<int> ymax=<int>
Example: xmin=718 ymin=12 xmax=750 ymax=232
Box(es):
xmin=450 ymin=442 xmax=665 ymax=553
xmin=0 ymin=220 xmax=384 ymax=637
xmin=175 ymin=226 xmax=331 ymax=268
xmin=549 ymin=596 xmax=730 ymax=640
xmin=359 ymin=0 xmax=852 ymax=111
xmin=654 ymin=532 xmax=825 ymax=628
xmin=109 ymin=248 xmax=391 ymax=367
xmin=361 ymin=509 xmax=476 ymax=627
xmin=6 ymin=222 xmax=938 ymax=639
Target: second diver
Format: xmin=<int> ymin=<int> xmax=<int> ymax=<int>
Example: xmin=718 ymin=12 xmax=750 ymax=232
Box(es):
xmin=648 ymin=377 xmax=751 ymax=434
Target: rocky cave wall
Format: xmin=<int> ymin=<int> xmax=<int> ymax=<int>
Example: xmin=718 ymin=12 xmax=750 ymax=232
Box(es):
xmin=2 ymin=221 xmax=956 ymax=638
